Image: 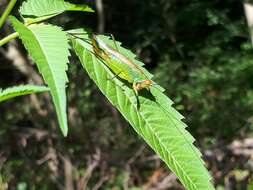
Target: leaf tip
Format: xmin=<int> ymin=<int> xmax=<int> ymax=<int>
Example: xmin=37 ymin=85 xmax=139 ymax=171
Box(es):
xmin=61 ymin=126 xmax=68 ymax=137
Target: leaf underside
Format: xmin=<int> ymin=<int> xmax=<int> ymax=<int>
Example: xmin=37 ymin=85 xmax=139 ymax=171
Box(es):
xmin=10 ymin=16 xmax=70 ymax=136
xmin=19 ymin=0 xmax=93 ymax=20
xmin=0 ymin=85 xmax=49 ymax=103
xmin=70 ymin=29 xmax=215 ymax=190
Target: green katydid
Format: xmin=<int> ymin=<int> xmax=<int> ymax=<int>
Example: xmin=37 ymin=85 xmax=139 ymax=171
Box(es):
xmin=68 ymin=31 xmax=157 ymax=95
xmin=90 ymin=34 xmax=153 ymax=96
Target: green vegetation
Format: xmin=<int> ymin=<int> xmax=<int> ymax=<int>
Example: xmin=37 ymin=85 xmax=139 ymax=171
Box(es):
xmin=0 ymin=0 xmax=252 ymax=189
xmin=0 ymin=85 xmax=48 ymax=102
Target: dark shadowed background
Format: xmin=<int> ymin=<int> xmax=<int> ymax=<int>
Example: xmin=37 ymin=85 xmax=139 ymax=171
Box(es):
xmin=1 ymin=0 xmax=253 ymax=189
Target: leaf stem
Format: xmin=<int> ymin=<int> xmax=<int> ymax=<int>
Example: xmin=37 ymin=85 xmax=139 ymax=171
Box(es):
xmin=0 ymin=32 xmax=19 ymax=47
xmin=0 ymin=0 xmax=17 ymax=30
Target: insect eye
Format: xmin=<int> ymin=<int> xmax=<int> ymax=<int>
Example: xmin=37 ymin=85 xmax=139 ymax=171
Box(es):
xmin=146 ymin=80 xmax=152 ymax=85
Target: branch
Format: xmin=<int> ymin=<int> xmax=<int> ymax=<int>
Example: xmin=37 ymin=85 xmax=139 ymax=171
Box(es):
xmin=0 ymin=0 xmax=17 ymax=30
xmin=0 ymin=32 xmax=18 ymax=47
xmin=95 ymin=0 xmax=105 ymax=33
xmin=244 ymin=3 xmax=253 ymax=44
xmin=77 ymin=149 xmax=101 ymax=190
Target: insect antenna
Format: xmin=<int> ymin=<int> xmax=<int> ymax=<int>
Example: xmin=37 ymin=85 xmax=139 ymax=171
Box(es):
xmin=110 ymin=34 xmax=119 ymax=51
xmin=67 ymin=32 xmax=92 ymax=44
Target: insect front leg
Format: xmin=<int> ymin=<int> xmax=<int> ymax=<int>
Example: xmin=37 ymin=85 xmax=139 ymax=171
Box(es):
xmin=133 ymin=82 xmax=139 ymax=96
xmin=107 ymin=71 xmax=122 ymax=80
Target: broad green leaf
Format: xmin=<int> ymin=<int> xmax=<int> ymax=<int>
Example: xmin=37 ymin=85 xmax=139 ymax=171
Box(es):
xmin=0 ymin=85 xmax=49 ymax=103
xmin=19 ymin=0 xmax=94 ymax=24
xmin=10 ymin=16 xmax=70 ymax=136
xmin=70 ymin=29 xmax=215 ymax=190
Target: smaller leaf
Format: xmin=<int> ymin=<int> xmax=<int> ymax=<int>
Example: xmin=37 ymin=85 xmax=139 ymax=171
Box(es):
xmin=0 ymin=85 xmax=49 ymax=103
xmin=19 ymin=0 xmax=94 ymax=23
xmin=67 ymin=5 xmax=94 ymax=12
xmin=10 ymin=16 xmax=70 ymax=137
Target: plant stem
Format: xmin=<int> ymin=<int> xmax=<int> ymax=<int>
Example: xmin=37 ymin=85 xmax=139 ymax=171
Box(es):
xmin=0 ymin=0 xmax=17 ymax=30
xmin=0 ymin=32 xmax=18 ymax=47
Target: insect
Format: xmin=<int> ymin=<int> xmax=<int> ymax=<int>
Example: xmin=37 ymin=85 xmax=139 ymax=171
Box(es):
xmin=91 ymin=34 xmax=153 ymax=96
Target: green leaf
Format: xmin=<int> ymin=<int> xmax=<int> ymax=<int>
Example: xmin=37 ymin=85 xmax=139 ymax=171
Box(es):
xmin=0 ymin=85 xmax=49 ymax=103
xmin=19 ymin=0 xmax=94 ymax=23
xmin=10 ymin=16 xmax=70 ymax=137
xmin=70 ymin=29 xmax=215 ymax=190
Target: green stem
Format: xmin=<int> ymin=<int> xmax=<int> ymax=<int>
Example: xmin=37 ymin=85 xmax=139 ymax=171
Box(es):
xmin=0 ymin=32 xmax=19 ymax=47
xmin=0 ymin=14 xmax=56 ymax=47
xmin=0 ymin=0 xmax=17 ymax=30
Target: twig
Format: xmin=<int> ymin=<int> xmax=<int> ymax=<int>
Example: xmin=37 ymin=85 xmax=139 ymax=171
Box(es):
xmin=77 ymin=148 xmax=101 ymax=190
xmin=92 ymin=175 xmax=109 ymax=190
xmin=127 ymin=145 xmax=146 ymax=165
xmin=95 ymin=0 xmax=105 ymax=33
xmin=0 ymin=152 xmax=7 ymax=170
xmin=142 ymin=168 xmax=164 ymax=189
xmin=244 ymin=3 xmax=253 ymax=44
xmin=0 ymin=0 xmax=17 ymax=30
xmin=50 ymin=175 xmax=65 ymax=190
xmin=123 ymin=172 xmax=130 ymax=190
xmin=0 ymin=32 xmax=18 ymax=47
xmin=148 ymin=173 xmax=178 ymax=190
xmin=63 ymin=155 xmax=74 ymax=190
xmin=122 ymin=145 xmax=145 ymax=190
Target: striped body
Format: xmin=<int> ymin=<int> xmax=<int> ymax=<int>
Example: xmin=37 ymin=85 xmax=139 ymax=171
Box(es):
xmin=91 ymin=35 xmax=153 ymax=94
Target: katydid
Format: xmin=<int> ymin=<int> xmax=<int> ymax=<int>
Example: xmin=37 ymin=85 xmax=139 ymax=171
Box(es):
xmin=91 ymin=34 xmax=153 ymax=95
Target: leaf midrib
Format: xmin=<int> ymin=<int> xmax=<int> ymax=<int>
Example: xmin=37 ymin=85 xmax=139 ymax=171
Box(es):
xmin=28 ymin=27 xmax=65 ymax=131
xmin=29 ymin=26 xmax=63 ymax=119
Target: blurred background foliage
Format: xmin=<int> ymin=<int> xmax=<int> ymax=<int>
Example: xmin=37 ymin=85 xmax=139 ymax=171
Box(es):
xmin=1 ymin=0 xmax=253 ymax=189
